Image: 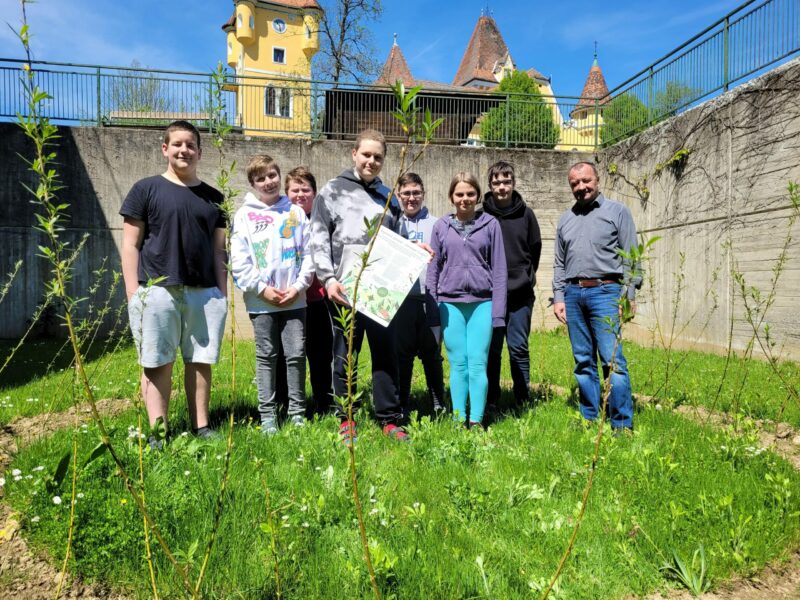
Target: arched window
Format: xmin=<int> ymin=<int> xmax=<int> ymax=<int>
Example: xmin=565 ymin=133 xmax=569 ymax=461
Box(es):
xmin=265 ymin=86 xmax=292 ymax=118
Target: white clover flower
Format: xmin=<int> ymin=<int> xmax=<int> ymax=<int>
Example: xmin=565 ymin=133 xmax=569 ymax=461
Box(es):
xmin=184 ymin=470 xmax=191 ymax=476
xmin=369 ymin=508 xmax=379 ymax=516
xmin=413 ymin=502 xmax=420 ymax=509
xmin=302 ymin=522 xmax=309 ymax=528
xmin=31 ymin=516 xmax=40 ymax=523
xmin=13 ymin=475 xmax=22 ymax=482
xmin=11 ymin=469 xmax=21 ymax=477
xmin=53 ymin=496 xmax=62 ymax=505
xmin=77 ymin=493 xmax=84 ymax=499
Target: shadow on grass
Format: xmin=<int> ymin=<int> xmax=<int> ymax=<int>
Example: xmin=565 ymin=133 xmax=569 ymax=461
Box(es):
xmin=0 ymin=335 xmax=134 ymax=389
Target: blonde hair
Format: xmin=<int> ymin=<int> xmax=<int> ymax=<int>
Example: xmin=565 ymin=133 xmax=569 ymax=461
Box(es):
xmin=354 ymin=129 xmax=387 ymax=154
xmin=448 ymin=172 xmax=482 ymax=201
xmin=246 ymin=154 xmax=280 ymax=185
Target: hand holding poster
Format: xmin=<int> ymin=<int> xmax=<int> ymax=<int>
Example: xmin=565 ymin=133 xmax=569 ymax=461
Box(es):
xmin=338 ymin=226 xmax=430 ymax=327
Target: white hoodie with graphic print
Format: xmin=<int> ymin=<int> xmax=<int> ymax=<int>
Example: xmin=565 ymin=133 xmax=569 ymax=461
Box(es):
xmin=231 ymin=193 xmax=314 ymax=314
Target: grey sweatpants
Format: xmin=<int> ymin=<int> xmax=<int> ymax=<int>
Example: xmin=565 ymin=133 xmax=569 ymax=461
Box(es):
xmin=251 ymin=308 xmax=306 ymax=423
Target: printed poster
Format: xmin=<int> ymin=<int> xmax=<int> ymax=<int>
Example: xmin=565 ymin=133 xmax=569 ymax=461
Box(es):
xmin=339 ymin=226 xmax=430 ymax=327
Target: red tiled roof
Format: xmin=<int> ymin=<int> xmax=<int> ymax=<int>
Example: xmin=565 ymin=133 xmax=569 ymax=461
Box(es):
xmin=574 ymin=58 xmax=610 ymax=110
xmin=525 ymin=67 xmax=549 ymax=85
xmin=377 ymin=43 xmax=415 ymax=87
xmin=262 ymin=0 xmax=322 ymax=9
xmin=452 ymin=16 xmax=510 ymax=87
xmin=221 ymin=0 xmax=322 ymax=29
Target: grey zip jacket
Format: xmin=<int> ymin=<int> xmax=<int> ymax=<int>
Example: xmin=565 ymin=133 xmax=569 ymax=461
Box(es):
xmin=310 ymin=169 xmax=399 ymax=288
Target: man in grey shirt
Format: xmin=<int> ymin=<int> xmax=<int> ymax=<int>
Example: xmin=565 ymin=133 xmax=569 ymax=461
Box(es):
xmin=553 ymin=162 xmax=640 ymax=432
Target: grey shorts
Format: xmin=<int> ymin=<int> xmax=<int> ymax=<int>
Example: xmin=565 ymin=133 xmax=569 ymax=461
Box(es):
xmin=128 ymin=285 xmax=228 ymax=368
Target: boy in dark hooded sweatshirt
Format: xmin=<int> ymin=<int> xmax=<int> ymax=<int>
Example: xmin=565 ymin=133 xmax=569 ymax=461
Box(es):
xmin=310 ymin=129 xmax=407 ymax=443
xmin=483 ymin=161 xmax=542 ymax=408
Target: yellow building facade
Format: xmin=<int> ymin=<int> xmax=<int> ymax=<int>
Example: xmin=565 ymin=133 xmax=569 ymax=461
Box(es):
xmin=222 ymin=0 xmax=322 ymax=136
xmin=556 ymin=55 xmax=609 ymax=151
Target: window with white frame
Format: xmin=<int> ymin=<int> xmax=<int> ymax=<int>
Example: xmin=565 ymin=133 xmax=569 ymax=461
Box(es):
xmin=273 ymin=47 xmax=286 ymax=64
xmin=265 ymin=86 xmax=292 ymax=118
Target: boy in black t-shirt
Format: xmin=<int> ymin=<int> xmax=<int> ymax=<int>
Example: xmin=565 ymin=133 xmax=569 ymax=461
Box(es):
xmin=120 ymin=120 xmax=228 ymax=447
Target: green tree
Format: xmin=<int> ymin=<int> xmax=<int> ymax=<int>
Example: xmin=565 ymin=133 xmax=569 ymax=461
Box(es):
xmin=480 ymin=70 xmax=559 ymax=149
xmin=600 ymin=93 xmax=649 ymax=145
xmin=652 ymin=81 xmax=697 ymax=120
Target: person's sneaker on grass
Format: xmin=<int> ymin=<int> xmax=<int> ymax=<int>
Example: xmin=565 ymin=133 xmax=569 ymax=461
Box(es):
xmin=192 ymin=426 xmax=219 ymax=440
xmin=339 ymin=420 xmax=357 ymax=446
xmin=290 ymin=414 xmax=306 ymax=427
xmin=261 ymin=418 xmax=279 ymax=436
xmin=468 ymin=421 xmax=484 ymax=432
xmin=382 ymin=423 xmax=410 ymax=442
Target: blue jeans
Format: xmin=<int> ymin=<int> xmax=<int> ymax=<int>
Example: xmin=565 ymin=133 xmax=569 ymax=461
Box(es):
xmin=487 ymin=292 xmax=533 ymax=404
xmin=564 ymin=283 xmax=633 ymax=429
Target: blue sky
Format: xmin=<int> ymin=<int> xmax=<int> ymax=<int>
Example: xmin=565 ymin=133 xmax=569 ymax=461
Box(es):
xmin=0 ymin=0 xmax=745 ymax=97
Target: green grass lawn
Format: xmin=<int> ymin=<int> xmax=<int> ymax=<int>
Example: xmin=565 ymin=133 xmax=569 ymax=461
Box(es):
xmin=2 ymin=330 xmax=800 ymax=598
xmin=6 ymin=401 xmax=800 ymax=598
xmin=3 ymin=328 xmax=797 ymax=427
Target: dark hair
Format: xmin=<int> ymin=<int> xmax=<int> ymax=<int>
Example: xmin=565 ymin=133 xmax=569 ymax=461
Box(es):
xmin=488 ymin=160 xmax=515 ymax=186
xmin=568 ymin=161 xmax=599 ymax=179
xmin=448 ymin=172 xmax=481 ymax=201
xmin=354 ymin=129 xmax=387 ymax=154
xmin=398 ymin=172 xmax=424 ymax=192
xmin=285 ymin=166 xmax=317 ymax=194
xmin=246 ymin=154 xmax=281 ymax=185
xmin=164 ymin=120 xmax=201 ymax=150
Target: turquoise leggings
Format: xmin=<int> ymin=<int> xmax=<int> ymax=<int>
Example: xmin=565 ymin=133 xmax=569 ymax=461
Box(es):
xmin=439 ymin=301 xmax=493 ymax=423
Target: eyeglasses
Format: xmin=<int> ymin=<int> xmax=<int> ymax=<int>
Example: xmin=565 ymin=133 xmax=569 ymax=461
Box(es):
xmin=399 ymin=191 xmax=424 ymax=198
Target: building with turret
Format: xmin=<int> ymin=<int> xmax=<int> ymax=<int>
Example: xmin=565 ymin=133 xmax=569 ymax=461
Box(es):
xmin=557 ymin=53 xmax=610 ymax=150
xmin=372 ymin=13 xmax=610 ymax=150
xmin=222 ymin=0 xmax=322 ymax=136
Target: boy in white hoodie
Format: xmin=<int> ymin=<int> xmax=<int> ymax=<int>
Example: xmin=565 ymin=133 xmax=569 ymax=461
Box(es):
xmin=231 ymin=155 xmax=314 ymax=434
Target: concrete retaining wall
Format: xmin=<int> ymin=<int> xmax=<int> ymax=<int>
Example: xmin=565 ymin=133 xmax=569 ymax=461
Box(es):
xmin=0 ymin=122 xmax=589 ymax=339
xmin=1 ymin=56 xmax=798 ymax=358
xmin=599 ymin=57 xmax=800 ymax=359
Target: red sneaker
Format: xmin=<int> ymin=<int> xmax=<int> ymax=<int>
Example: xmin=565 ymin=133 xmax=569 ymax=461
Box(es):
xmin=339 ymin=420 xmax=357 ymax=446
xmin=382 ymin=424 xmax=410 ymax=442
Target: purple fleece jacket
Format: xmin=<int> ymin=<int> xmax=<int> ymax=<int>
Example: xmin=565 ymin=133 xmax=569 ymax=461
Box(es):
xmin=426 ymin=211 xmax=508 ymax=327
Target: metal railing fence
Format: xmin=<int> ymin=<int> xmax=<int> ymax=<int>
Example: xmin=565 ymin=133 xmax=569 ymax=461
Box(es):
xmin=0 ymin=58 xmax=603 ymax=148
xmin=602 ymin=0 xmax=800 ymax=145
xmin=1 ymin=0 xmax=798 ymax=148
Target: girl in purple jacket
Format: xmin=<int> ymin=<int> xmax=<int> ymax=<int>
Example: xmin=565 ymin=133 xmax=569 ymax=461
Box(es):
xmin=427 ymin=173 xmax=507 ymax=428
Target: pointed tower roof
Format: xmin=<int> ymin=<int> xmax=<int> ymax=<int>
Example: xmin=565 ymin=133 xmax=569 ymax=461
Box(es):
xmin=452 ymin=15 xmax=511 ymax=87
xmin=575 ymin=52 xmax=610 ymax=110
xmin=377 ymin=35 xmax=415 ymax=86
